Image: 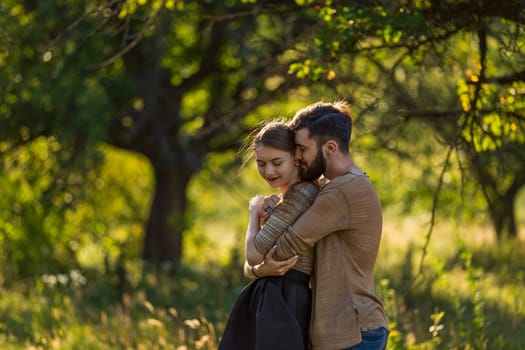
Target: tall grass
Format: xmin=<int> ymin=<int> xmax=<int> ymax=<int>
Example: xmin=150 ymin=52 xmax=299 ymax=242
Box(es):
xmin=1 ymin=219 xmax=523 ymax=349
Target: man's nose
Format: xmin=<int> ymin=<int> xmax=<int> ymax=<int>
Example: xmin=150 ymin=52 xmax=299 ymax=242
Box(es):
xmin=295 ymin=149 xmax=302 ymax=160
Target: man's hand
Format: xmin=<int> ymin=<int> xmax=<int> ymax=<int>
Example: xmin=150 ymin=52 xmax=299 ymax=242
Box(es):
xmin=253 ymin=246 xmax=297 ymax=277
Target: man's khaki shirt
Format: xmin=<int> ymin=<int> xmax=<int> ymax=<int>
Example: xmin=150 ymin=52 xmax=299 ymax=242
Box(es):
xmin=273 ymin=173 xmax=389 ymax=350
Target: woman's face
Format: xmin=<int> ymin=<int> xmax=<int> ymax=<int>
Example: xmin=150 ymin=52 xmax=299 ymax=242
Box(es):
xmin=255 ymin=145 xmax=298 ymax=189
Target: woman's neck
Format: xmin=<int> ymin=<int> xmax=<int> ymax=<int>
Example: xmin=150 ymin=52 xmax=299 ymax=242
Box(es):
xmin=280 ymin=176 xmax=300 ymax=195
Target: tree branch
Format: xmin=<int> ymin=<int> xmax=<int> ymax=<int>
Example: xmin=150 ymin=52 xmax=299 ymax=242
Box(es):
xmin=477 ymin=70 xmax=525 ymax=84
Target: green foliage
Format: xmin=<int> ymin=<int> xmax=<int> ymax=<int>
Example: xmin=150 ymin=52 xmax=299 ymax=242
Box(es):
xmin=1 ymin=1 xmax=118 ymax=150
xmin=0 ymin=142 xmax=151 ymax=280
xmin=0 ymin=136 xmax=84 ymax=279
xmin=289 ymin=2 xmax=429 ymax=80
xmin=69 ymin=145 xmax=152 ymax=268
xmin=374 ymin=230 xmax=525 ymax=349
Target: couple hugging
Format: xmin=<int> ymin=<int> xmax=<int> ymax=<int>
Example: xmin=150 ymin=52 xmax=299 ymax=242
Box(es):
xmin=218 ymin=101 xmax=389 ymax=350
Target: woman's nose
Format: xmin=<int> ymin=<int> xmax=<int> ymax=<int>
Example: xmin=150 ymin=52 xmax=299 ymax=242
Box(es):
xmin=265 ymin=165 xmax=275 ymax=175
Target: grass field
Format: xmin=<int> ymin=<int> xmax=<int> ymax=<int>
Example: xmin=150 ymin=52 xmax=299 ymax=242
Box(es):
xmin=1 ymin=213 xmax=524 ymax=350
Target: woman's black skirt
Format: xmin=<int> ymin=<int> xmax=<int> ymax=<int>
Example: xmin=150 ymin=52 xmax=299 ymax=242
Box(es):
xmin=218 ymin=269 xmax=311 ymax=350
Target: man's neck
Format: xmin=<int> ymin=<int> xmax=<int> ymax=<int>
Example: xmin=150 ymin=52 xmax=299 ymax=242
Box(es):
xmin=324 ymin=154 xmax=355 ymax=179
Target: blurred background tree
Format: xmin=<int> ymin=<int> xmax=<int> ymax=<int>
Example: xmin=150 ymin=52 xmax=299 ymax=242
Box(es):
xmin=1 ymin=0 xmax=322 ymax=271
xmin=1 ymin=0 xmax=523 ymax=278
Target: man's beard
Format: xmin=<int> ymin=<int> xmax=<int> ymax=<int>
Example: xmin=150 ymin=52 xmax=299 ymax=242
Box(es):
xmin=301 ymin=148 xmax=326 ymax=181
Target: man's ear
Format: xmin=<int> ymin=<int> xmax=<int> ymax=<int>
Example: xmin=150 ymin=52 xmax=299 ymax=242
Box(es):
xmin=323 ymin=140 xmax=338 ymax=154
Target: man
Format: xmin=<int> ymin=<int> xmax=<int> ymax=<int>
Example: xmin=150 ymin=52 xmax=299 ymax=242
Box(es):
xmin=250 ymin=101 xmax=389 ymax=350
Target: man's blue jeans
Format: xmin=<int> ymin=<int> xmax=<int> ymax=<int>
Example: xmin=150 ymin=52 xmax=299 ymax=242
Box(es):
xmin=342 ymin=327 xmax=389 ymax=350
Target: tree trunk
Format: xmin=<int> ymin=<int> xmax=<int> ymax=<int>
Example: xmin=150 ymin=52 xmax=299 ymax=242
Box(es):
xmin=142 ymin=162 xmax=191 ymax=265
xmin=485 ymin=186 xmax=519 ymax=239
xmin=470 ymin=148 xmax=523 ymax=241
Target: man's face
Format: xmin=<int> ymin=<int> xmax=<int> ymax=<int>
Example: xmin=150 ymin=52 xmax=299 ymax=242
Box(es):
xmin=294 ymin=128 xmax=325 ymax=181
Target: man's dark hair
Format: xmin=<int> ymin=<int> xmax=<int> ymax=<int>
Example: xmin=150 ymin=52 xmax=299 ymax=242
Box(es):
xmin=289 ymin=101 xmax=352 ymax=153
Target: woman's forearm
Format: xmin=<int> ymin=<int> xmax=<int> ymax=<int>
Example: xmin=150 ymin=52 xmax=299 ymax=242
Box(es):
xmin=245 ymin=211 xmax=264 ymax=265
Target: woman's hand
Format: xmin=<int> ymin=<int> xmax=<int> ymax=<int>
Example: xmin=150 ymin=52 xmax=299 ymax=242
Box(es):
xmin=245 ymin=193 xmax=284 ymax=266
xmin=249 ymin=194 xmax=280 ymax=223
xmin=249 ymin=194 xmax=265 ymax=212
xmin=251 ymin=194 xmax=281 ymax=220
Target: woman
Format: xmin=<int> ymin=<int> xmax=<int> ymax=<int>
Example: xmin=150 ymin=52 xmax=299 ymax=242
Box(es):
xmin=218 ymin=121 xmax=319 ymax=350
